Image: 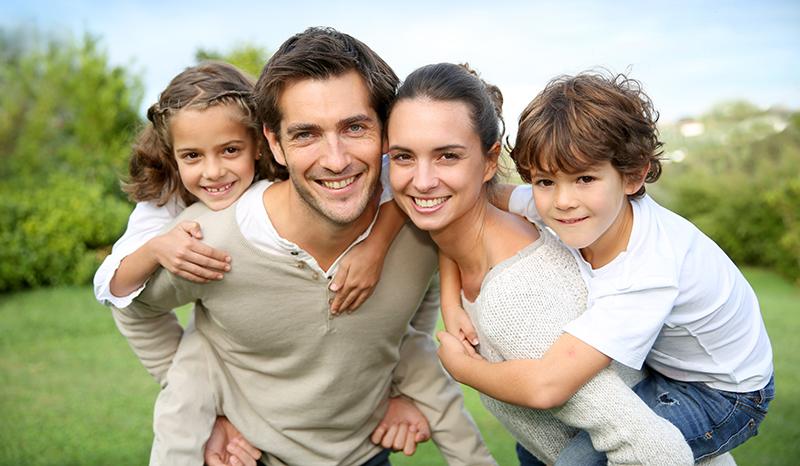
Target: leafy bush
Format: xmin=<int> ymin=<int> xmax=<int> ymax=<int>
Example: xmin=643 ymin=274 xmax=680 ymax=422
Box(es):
xmin=657 ymin=104 xmax=800 ymax=284
xmin=0 ymin=177 xmax=132 ymax=290
xmin=0 ymin=27 xmax=142 ymax=292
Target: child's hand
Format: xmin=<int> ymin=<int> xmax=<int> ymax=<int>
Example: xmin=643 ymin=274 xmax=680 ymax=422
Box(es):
xmin=442 ymin=305 xmax=479 ymax=356
xmin=436 ymin=330 xmax=485 ymax=381
xmin=370 ymin=396 xmax=431 ymax=456
xmin=329 ymin=240 xmax=384 ymax=315
xmin=204 ymin=416 xmax=262 ymax=466
xmin=151 ymin=221 xmax=231 ymax=283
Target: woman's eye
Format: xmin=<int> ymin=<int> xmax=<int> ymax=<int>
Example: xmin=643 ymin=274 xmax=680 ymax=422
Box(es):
xmin=441 ymin=152 xmax=459 ymax=161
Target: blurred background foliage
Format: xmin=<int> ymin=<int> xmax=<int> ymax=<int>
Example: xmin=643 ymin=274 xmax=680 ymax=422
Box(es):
xmin=0 ymin=26 xmax=798 ymax=292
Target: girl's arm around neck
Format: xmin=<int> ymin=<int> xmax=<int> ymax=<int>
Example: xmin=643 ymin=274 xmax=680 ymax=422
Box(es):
xmin=329 ymin=199 xmax=408 ymax=314
xmin=437 ymin=331 xmax=611 ymax=410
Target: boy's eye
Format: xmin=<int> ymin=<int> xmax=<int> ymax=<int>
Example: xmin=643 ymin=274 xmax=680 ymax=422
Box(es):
xmin=578 ymin=176 xmax=595 ymax=183
xmin=535 ymin=179 xmax=553 ymax=187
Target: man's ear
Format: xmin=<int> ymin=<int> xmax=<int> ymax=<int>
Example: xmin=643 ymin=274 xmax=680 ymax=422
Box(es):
xmin=483 ymin=141 xmax=501 ymax=183
xmin=264 ymin=125 xmax=286 ymax=167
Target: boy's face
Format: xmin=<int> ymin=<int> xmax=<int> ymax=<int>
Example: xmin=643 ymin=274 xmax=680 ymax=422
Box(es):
xmin=529 ymin=161 xmax=641 ymax=268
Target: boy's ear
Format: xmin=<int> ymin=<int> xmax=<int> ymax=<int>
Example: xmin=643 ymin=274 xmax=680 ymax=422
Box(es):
xmin=483 ymin=141 xmax=501 ymax=183
xmin=264 ymin=124 xmax=286 ymax=167
xmin=626 ymin=163 xmax=650 ymax=195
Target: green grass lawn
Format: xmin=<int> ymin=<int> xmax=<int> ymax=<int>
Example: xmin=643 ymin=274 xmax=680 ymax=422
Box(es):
xmin=0 ymin=267 xmax=797 ymax=465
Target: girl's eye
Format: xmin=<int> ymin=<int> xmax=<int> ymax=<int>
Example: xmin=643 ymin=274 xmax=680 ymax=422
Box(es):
xmin=182 ymin=152 xmax=200 ymax=161
xmin=224 ymin=147 xmax=240 ymax=155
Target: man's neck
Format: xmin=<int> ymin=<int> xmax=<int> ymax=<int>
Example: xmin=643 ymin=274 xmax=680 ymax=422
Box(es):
xmin=262 ymin=180 xmax=380 ymax=270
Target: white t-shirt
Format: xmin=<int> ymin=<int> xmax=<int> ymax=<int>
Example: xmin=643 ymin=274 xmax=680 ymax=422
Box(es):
xmin=509 ymin=186 xmax=773 ymax=392
xmin=93 ymin=156 xmax=394 ymax=308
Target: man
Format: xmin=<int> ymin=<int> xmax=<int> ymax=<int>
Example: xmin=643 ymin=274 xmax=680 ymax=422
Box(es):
xmin=114 ymin=27 xmax=495 ymax=466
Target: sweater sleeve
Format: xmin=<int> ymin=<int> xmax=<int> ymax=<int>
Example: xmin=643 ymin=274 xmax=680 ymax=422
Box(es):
xmin=113 ymin=266 xmax=195 ymax=387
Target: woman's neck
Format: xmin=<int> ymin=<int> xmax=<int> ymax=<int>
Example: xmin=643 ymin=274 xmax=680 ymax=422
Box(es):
xmin=432 ymin=201 xmax=540 ymax=302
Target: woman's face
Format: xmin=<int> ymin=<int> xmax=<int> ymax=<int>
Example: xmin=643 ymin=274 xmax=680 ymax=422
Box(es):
xmin=388 ymin=98 xmax=497 ymax=233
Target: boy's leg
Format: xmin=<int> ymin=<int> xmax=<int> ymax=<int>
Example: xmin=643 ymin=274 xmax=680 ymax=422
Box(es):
xmin=516 ymin=442 xmax=547 ymax=466
xmin=150 ymin=315 xmax=218 ymax=466
xmin=632 ymin=371 xmax=774 ymax=461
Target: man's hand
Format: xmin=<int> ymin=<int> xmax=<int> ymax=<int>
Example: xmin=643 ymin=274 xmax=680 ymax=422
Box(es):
xmin=370 ymin=396 xmax=431 ymax=456
xmin=204 ymin=416 xmax=262 ymax=466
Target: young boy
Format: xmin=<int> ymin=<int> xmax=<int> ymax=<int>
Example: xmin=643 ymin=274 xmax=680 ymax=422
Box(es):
xmin=506 ymin=70 xmax=774 ymax=463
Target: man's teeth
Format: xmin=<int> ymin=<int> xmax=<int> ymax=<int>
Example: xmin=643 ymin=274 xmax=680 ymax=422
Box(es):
xmin=206 ymin=183 xmax=233 ymax=193
xmin=414 ymin=197 xmax=447 ymax=208
xmin=322 ymin=176 xmax=356 ymax=189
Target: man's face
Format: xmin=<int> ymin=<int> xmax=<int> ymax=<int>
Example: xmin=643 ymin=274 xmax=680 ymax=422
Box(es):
xmin=265 ymin=70 xmax=383 ymax=227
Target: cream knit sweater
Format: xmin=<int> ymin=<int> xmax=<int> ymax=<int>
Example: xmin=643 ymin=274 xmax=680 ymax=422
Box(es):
xmin=463 ymin=225 xmax=695 ymax=466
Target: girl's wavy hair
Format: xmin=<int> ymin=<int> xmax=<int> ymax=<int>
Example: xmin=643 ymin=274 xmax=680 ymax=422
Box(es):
xmin=389 ymin=62 xmax=506 ymax=194
xmin=509 ymin=69 xmax=663 ymax=198
xmin=123 ymin=60 xmax=288 ymax=206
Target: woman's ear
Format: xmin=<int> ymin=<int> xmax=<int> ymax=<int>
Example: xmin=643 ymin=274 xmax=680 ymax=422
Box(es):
xmin=483 ymin=141 xmax=501 ymax=183
xmin=264 ymin=125 xmax=286 ymax=167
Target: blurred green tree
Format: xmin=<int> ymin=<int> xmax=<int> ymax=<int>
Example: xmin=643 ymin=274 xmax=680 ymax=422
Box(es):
xmin=0 ymin=27 xmax=143 ymax=291
xmin=657 ymin=102 xmax=800 ymax=283
xmin=195 ymin=41 xmax=272 ymax=79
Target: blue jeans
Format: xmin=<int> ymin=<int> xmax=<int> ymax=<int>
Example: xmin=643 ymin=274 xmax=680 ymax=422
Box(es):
xmin=556 ymin=371 xmax=775 ymax=465
xmin=517 ymin=442 xmax=547 ymax=466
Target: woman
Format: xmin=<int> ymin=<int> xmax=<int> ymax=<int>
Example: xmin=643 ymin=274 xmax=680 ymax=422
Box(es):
xmin=386 ymin=62 xmax=696 ymax=466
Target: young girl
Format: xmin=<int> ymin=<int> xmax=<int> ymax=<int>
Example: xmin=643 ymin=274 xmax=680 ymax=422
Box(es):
xmin=388 ymin=62 xmax=696 ymax=466
xmin=94 ymin=61 xmax=416 ymax=465
xmin=440 ymin=70 xmax=773 ymax=464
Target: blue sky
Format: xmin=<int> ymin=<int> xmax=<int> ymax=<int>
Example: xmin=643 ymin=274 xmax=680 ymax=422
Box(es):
xmin=5 ymin=0 xmax=800 ymax=134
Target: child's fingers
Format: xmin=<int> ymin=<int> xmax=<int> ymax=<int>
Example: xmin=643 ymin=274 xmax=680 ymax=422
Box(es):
xmin=403 ymin=425 xmax=419 ymax=456
xmin=371 ymin=423 xmax=388 ymax=445
xmin=233 ymin=435 xmax=262 ymax=462
xmin=345 ymin=289 xmax=372 ymax=313
xmin=380 ymin=422 xmax=400 ymax=449
xmin=392 ymin=422 xmax=410 ymax=453
xmin=178 ymin=220 xmax=204 ymax=239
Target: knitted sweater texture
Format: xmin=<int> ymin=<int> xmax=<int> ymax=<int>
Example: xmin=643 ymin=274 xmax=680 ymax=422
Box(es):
xmin=464 ymin=225 xmax=694 ymax=466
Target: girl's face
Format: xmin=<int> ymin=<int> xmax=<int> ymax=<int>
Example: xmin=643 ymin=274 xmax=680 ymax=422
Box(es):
xmin=172 ymin=105 xmax=259 ymax=211
xmin=388 ymin=98 xmax=498 ymax=233
xmin=528 ymin=161 xmax=641 ymax=268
